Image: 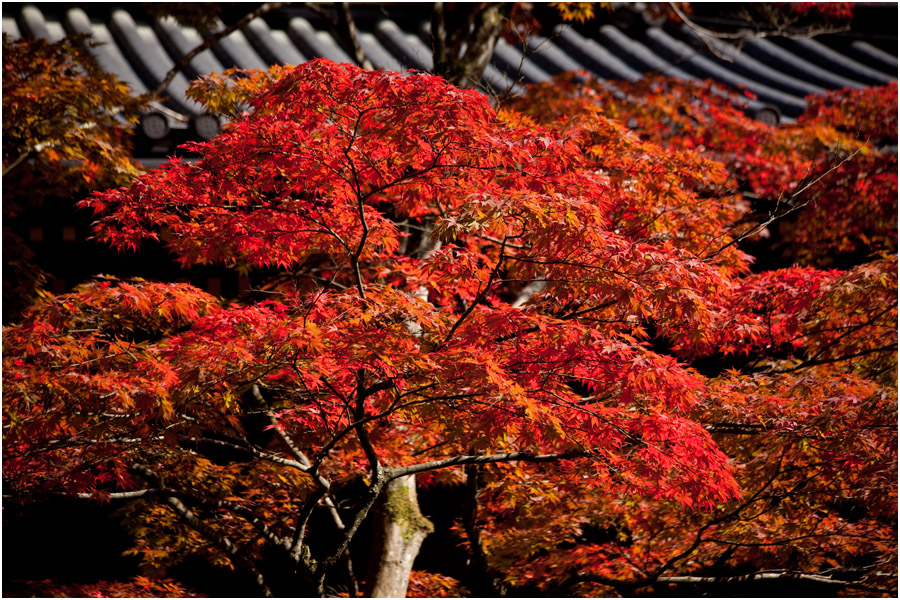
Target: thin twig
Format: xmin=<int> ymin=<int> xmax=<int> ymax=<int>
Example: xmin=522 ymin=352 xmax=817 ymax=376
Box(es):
xmin=151 ymin=3 xmax=290 ymax=98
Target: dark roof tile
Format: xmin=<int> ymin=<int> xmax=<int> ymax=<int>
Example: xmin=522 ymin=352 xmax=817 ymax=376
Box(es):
xmin=7 ymin=3 xmax=895 ymax=138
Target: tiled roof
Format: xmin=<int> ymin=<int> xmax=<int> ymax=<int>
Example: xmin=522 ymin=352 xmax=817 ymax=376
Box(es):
xmin=4 ymin=3 xmax=897 ymax=141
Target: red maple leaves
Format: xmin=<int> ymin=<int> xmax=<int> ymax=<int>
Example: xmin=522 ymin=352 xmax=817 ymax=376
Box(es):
xmin=5 ymin=58 xmax=896 ymax=596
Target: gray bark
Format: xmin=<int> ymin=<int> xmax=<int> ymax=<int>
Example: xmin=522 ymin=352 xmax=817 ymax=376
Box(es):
xmin=432 ymin=2 xmax=510 ymax=89
xmin=366 ymin=475 xmax=434 ymax=598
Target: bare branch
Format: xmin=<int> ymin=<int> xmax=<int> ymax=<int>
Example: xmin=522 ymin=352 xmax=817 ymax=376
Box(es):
xmin=248 ymin=384 xmax=350 ymax=572
xmin=354 ymin=371 xmax=383 ymax=479
xmin=3 ymin=149 xmax=32 ymax=177
xmin=338 ymin=2 xmax=374 ymax=70
xmin=440 ymin=236 xmax=508 ymax=346
xmin=151 ymin=3 xmax=290 ymax=98
xmin=180 ymin=435 xmax=310 ymax=471
xmin=251 ymin=384 xmax=312 ymax=466
xmin=655 ymin=571 xmax=894 ymax=594
xmin=305 ymin=2 xmax=374 ymax=70
xmin=558 ymin=568 xmax=894 ymax=596
xmin=76 ymin=488 xmax=159 ymax=500
xmin=669 ymin=1 xmax=851 ymax=61
xmin=314 ymin=462 xmax=386 ymax=581
xmin=766 ymin=343 xmax=898 ymax=374
xmin=386 ymin=450 xmax=591 ymax=480
xmin=80 ymin=485 xmax=293 ymax=552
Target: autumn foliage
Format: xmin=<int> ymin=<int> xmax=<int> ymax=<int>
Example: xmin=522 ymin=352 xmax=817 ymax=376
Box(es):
xmin=2 ymin=34 xmax=149 ymax=319
xmin=2 ymin=34 xmax=146 ymax=203
xmin=4 ymin=53 xmax=897 ymax=598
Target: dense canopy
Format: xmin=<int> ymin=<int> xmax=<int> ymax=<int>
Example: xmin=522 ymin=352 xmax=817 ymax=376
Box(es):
xmin=3 ymin=12 xmax=897 ymax=597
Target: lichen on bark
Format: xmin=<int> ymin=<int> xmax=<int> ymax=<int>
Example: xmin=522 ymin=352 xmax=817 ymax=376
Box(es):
xmin=384 ymin=477 xmax=435 ymax=543
xmin=366 ymin=475 xmax=434 ymax=597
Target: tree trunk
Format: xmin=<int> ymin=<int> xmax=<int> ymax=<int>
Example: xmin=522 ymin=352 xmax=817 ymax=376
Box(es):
xmin=432 ymin=2 xmax=510 ymax=89
xmin=365 ymin=475 xmax=434 ymax=598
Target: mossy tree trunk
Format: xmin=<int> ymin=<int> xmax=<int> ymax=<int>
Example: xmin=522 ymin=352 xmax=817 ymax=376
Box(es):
xmin=365 ymin=475 xmax=434 ymax=598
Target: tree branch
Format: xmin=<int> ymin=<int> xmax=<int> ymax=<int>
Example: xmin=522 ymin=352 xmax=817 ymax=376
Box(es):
xmin=655 ymin=570 xmax=894 ymax=594
xmin=248 ymin=384 xmax=352 ymax=582
xmin=558 ymin=569 xmax=894 ymax=596
xmin=180 ymin=435 xmax=310 ymax=472
xmin=81 ymin=485 xmax=293 ymax=552
xmin=767 ymin=343 xmax=897 ymax=374
xmin=338 ymin=2 xmax=374 ymax=70
xmin=386 ymin=450 xmax=591 ymax=480
xmin=251 ymin=384 xmax=312 ymax=466
xmin=151 ymin=3 xmax=290 ymax=98
xmin=314 ymin=463 xmax=386 ymax=581
xmin=703 ymin=146 xmax=864 ymax=261
xmin=669 ymin=1 xmax=851 ymax=62
xmin=310 ymin=370 xmax=389 ymax=583
xmin=354 ymin=371 xmax=383 ymax=481
xmin=431 ymin=2 xmax=448 ymax=74
xmin=305 ymin=2 xmax=373 ymax=70
xmin=440 ymin=237 xmax=507 ymax=346
xmin=3 ymin=149 xmax=32 ymax=177
xmin=787 ymin=302 xmax=897 ymax=369
xmin=131 ymin=464 xmax=274 ymax=597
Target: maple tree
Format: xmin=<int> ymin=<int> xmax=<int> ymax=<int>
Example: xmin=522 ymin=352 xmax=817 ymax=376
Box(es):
xmin=3 ymin=34 xmax=896 ymax=600
xmin=2 ymin=33 xmax=147 ymax=320
xmin=1 ymin=34 xmax=146 ymax=195
xmin=513 ymin=74 xmax=897 ymax=265
xmin=488 ymin=67 xmax=897 ymax=597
